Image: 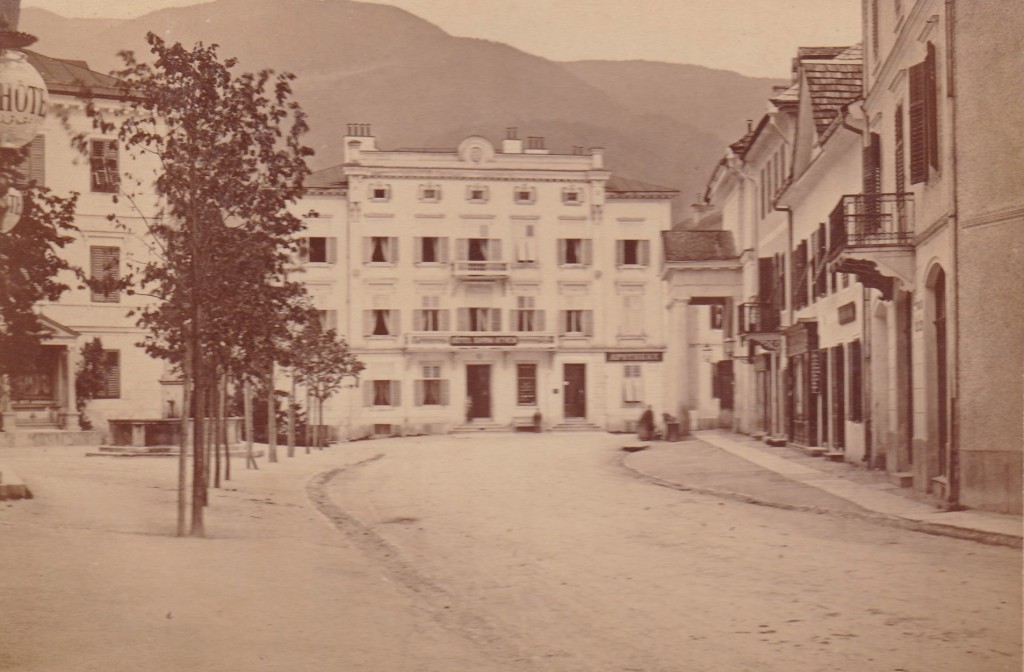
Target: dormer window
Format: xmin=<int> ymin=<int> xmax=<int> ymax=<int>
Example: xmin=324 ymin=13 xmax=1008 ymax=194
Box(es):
xmin=514 ymin=186 xmax=536 ymax=204
xmin=369 ymin=184 xmax=391 ymax=202
xmin=419 ymin=184 xmax=441 ymax=203
xmin=466 ymin=185 xmax=489 ymax=203
xmin=562 ymin=186 xmax=583 ymax=205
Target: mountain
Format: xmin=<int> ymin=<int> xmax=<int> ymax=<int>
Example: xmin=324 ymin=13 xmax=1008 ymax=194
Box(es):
xmin=22 ymin=0 xmax=782 ymax=219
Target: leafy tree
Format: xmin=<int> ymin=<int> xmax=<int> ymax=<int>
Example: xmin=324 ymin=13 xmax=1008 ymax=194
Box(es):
xmin=74 ymin=337 xmax=111 ymax=430
xmin=291 ymin=319 xmax=364 ymax=450
xmin=83 ymin=34 xmax=312 ymax=537
xmin=0 ymin=154 xmax=79 ymax=425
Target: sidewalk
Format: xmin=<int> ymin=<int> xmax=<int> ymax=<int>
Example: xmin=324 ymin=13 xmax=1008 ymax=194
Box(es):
xmin=624 ymin=429 xmax=1022 ymax=547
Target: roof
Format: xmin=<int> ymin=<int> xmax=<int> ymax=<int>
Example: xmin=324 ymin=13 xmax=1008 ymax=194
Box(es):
xmin=662 ymin=230 xmax=738 ymax=262
xmin=25 ymin=50 xmax=126 ymax=99
xmin=770 ymin=81 xmax=800 ymax=107
xmin=797 ymin=44 xmax=863 ymax=136
xmin=605 ymin=175 xmax=678 ymax=198
xmin=305 ymin=164 xmax=349 ymax=190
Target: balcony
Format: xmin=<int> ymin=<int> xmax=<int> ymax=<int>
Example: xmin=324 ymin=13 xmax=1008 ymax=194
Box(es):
xmin=828 ymin=193 xmax=915 ymax=299
xmin=452 ymin=260 xmax=510 ymax=280
xmin=404 ymin=332 xmax=556 ymax=349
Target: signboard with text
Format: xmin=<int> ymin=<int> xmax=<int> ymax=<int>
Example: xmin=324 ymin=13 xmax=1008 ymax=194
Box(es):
xmin=450 ymin=335 xmax=519 ymax=347
xmin=606 ymin=352 xmax=664 ymax=362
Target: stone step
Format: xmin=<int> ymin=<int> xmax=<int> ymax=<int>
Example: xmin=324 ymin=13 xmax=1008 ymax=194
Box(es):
xmin=824 ymin=451 xmax=846 ymax=462
xmin=800 ymin=445 xmax=826 ymax=457
xmin=889 ymin=471 xmax=914 ymax=488
xmin=0 ymin=467 xmax=31 ymax=500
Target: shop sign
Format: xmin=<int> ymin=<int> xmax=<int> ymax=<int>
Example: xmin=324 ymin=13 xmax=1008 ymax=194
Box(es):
xmin=838 ymin=302 xmax=857 ymax=325
xmin=606 ymin=352 xmax=663 ymax=362
xmin=450 ymin=335 xmax=519 ymax=346
xmin=0 ymin=51 xmax=48 ymax=149
xmin=809 ymin=351 xmax=822 ymax=395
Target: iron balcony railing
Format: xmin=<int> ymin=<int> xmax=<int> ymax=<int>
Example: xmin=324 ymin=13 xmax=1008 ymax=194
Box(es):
xmin=828 ymin=193 xmax=915 ymax=257
xmin=738 ymin=301 xmax=781 ymax=335
xmin=452 ymin=260 xmax=510 ymax=277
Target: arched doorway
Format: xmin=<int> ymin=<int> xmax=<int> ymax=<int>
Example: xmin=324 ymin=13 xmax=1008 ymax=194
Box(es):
xmin=870 ymin=302 xmax=891 ymax=469
xmin=925 ymin=265 xmax=951 ymax=492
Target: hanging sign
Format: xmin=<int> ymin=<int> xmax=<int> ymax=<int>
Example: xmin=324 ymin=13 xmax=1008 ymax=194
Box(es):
xmin=0 ymin=50 xmax=48 ymax=149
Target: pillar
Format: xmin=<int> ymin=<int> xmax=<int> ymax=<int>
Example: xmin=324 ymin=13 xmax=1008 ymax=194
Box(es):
xmin=59 ymin=345 xmax=81 ymax=431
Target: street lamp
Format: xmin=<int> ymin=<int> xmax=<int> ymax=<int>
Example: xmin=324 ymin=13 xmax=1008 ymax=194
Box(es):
xmin=0 ymin=0 xmax=47 ymax=233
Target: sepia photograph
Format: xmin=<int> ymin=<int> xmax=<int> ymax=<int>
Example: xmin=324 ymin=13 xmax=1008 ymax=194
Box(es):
xmin=0 ymin=0 xmax=1021 ymax=669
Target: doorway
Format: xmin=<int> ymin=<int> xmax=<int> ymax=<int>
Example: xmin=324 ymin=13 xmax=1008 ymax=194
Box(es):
xmin=831 ymin=345 xmax=845 ymax=451
xmin=563 ymin=363 xmax=586 ymax=418
xmin=465 ymin=364 xmax=491 ymax=420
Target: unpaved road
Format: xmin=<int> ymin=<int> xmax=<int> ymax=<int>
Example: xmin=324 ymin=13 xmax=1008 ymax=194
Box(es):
xmin=322 ymin=432 xmax=1022 ymax=672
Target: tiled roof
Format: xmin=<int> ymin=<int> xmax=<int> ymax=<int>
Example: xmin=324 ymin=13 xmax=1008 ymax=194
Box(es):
xmin=770 ymin=81 xmax=800 ymax=106
xmin=798 ymin=44 xmax=863 ymax=136
xmin=606 ymin=175 xmax=678 ymax=198
xmin=728 ymin=127 xmax=757 ymax=156
xmin=662 ymin=230 xmax=738 ymax=262
xmin=25 ymin=50 xmax=125 ymax=99
xmin=305 ymin=164 xmax=348 ymax=190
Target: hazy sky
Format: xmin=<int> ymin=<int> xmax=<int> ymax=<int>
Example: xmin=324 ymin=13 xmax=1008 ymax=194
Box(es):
xmin=23 ymin=0 xmax=863 ymax=78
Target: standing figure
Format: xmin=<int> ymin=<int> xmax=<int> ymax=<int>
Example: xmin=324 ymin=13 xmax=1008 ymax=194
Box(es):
xmin=637 ymin=404 xmax=655 ymax=441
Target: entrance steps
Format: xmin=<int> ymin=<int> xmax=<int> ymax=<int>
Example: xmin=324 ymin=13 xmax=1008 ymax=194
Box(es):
xmin=0 ymin=430 xmax=105 ymax=448
xmin=551 ymin=418 xmax=604 ymax=432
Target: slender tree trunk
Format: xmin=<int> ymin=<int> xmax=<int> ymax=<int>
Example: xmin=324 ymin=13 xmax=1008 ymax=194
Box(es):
xmin=177 ymin=343 xmax=192 ymax=537
xmin=220 ymin=374 xmax=230 ymax=481
xmin=287 ymin=371 xmax=296 ymax=458
xmin=244 ymin=378 xmax=258 ymax=470
xmin=204 ymin=377 xmax=213 ymax=505
xmin=190 ymin=349 xmax=206 ymax=536
xmin=213 ymin=373 xmax=222 ymax=489
xmin=267 ymin=362 xmax=278 ymax=463
xmin=304 ymin=387 xmax=311 ymax=455
xmin=319 ymin=398 xmax=326 ymax=449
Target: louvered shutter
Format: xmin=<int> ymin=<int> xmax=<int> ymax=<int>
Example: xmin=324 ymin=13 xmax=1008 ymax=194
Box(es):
xmin=639 ymin=240 xmax=650 ymax=266
xmin=456 ymin=238 xmax=468 ymax=261
xmin=490 ymin=309 xmax=501 ymax=332
xmin=363 ymin=381 xmax=373 ymax=406
xmin=757 ymin=257 xmax=774 ymax=304
xmin=863 ymin=132 xmax=882 ymax=195
xmin=363 ymin=310 xmax=372 ymax=337
xmin=582 ymin=310 xmax=594 ymax=336
xmin=490 ymin=239 xmax=502 ymax=261
xmin=457 ymin=308 xmax=468 ymax=331
xmin=557 ymin=239 xmax=566 ymax=265
xmin=558 ymin=310 xmax=567 ymax=335
xmin=536 ymin=310 xmax=545 ymax=332
xmin=414 ymin=380 xmax=424 ymax=406
xmin=925 ymin=42 xmax=939 ymax=171
xmin=390 ymin=310 xmax=400 ymax=336
xmin=324 ymin=237 xmax=337 ymax=264
xmin=439 ymin=237 xmax=449 ymax=263
xmin=909 ymin=59 xmax=928 ymax=184
xmin=615 ymin=240 xmax=624 ymax=267
xmin=101 ymin=350 xmax=120 ymax=398
xmin=390 ymin=380 xmax=401 ymax=407
xmin=18 ymin=135 xmax=44 ymax=187
xmin=582 ymin=239 xmax=593 ymax=266
xmin=413 ymin=237 xmax=423 ymax=263
xmin=90 ymin=246 xmax=120 ymax=302
xmin=439 ymin=310 xmax=451 ymax=331
xmin=440 ymin=380 xmax=450 ymax=406
xmin=363 ymin=237 xmax=372 ymax=262
xmin=389 ymin=237 xmax=399 ymax=263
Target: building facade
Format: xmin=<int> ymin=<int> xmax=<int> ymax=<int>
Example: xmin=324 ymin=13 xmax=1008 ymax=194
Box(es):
xmin=2 ymin=52 xmax=165 ymax=438
xmin=295 ymin=128 xmax=678 ymax=438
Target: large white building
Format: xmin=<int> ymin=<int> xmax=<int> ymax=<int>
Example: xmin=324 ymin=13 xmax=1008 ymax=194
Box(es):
xmin=295 ymin=127 xmax=678 ymax=438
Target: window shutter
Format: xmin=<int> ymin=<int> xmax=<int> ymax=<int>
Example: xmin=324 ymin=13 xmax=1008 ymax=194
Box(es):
xmin=90 ymin=246 xmax=120 ymax=302
xmin=19 ymin=134 xmax=44 ymax=187
xmin=363 ymin=381 xmax=373 ymax=406
xmin=439 ymin=237 xmax=449 ymax=263
xmin=490 ymin=239 xmax=502 ymax=261
xmin=414 ymin=380 xmax=424 ymax=406
xmin=390 ymin=380 xmax=401 ymax=407
xmin=491 ymin=309 xmax=501 ymax=332
xmin=757 ymin=257 xmax=774 ymax=304
xmin=101 ymin=350 xmax=120 ymax=398
xmin=389 ymin=237 xmax=399 ymax=263
xmin=439 ymin=310 xmax=451 ymax=331
xmin=440 ymin=380 xmax=450 ymax=406
xmin=925 ymin=42 xmax=939 ymax=171
xmin=582 ymin=239 xmax=593 ymax=266
xmin=615 ymin=240 xmax=624 ymax=267
xmin=413 ymin=237 xmax=422 ymax=263
xmin=362 ymin=237 xmax=372 ymax=263
xmin=413 ymin=309 xmax=423 ymax=330
xmin=536 ymin=310 xmax=545 ymax=332
xmin=557 ymin=239 xmax=566 ymax=264
xmin=324 ymin=237 xmax=337 ymax=264
xmin=908 ymin=59 xmax=928 ymax=184
xmin=582 ymin=310 xmax=594 ymax=336
xmin=640 ymin=240 xmax=650 ymax=266
xmin=363 ymin=310 xmax=372 ymax=337
xmin=391 ymin=310 xmax=400 ymax=336
xmin=457 ymin=308 xmax=468 ymax=331
xmin=455 ymin=238 xmax=467 ymax=261
xmin=326 ymin=310 xmax=338 ymax=331
xmin=863 ymin=132 xmax=882 ymax=194
xmin=558 ymin=310 xmax=567 ymax=335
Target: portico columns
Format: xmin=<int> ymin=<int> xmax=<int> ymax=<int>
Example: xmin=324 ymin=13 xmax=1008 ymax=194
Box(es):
xmin=666 ymin=296 xmax=693 ymax=419
xmin=59 ymin=345 xmax=81 ymax=430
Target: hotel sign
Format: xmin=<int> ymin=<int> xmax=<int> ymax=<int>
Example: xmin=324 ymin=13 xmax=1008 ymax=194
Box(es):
xmin=450 ymin=335 xmax=519 ymax=346
xmin=606 ymin=352 xmax=663 ymax=362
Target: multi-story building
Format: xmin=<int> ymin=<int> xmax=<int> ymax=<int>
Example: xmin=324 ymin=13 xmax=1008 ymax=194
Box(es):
xmin=295 ymin=127 xmax=677 ymax=438
xmin=680 ymin=1 xmax=1023 ymax=515
xmin=2 ymin=51 xmax=164 ymax=439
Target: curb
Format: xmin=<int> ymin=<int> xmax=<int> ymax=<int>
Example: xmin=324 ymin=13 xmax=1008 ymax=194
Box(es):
xmin=617 ymin=452 xmax=1022 ymax=549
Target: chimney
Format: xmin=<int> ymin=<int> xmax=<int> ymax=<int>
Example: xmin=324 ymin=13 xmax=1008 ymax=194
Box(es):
xmin=502 ymin=126 xmax=523 ymax=154
xmin=524 ymin=136 xmax=549 ymax=155
xmin=344 ymin=122 xmax=377 ymax=163
xmin=589 ymin=147 xmax=604 ymax=169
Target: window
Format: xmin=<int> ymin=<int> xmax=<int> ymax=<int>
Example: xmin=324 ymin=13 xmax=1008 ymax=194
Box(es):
xmin=96 ymin=350 xmax=121 ymax=399
xmin=365 ymin=380 xmax=401 ymax=407
xmin=513 ymin=296 xmax=545 ymax=332
xmin=419 ymin=184 xmax=441 ymax=202
xmin=466 ymin=185 xmax=489 ymax=203
xmin=364 ymin=309 xmax=399 ymax=337
xmin=458 ymin=307 xmax=501 ymax=332
xmin=560 ymin=309 xmax=593 ymax=336
xmin=415 ymin=236 xmax=447 ymax=264
xmin=456 ymin=238 xmax=502 ymax=262
xmin=303 ymin=236 xmax=336 ymax=264
xmin=89 ymin=245 xmax=120 ymax=303
xmin=415 ymin=366 xmax=449 ymax=406
xmin=514 ymin=186 xmax=536 ymax=204
xmin=517 ymin=364 xmax=537 ymax=405
xmin=710 ymin=304 xmax=724 ymax=330
xmin=18 ymin=135 xmax=44 ymax=187
xmin=414 ymin=296 xmax=448 ymax=331
xmin=90 ymin=139 xmax=119 ymax=193
xmin=562 ymin=187 xmax=583 ymax=205
xmin=369 ymin=185 xmax=390 ymax=201
xmin=620 ymin=295 xmax=644 ymax=336
xmin=365 ymin=236 xmax=398 ymax=263
xmin=711 ymin=361 xmax=734 ymax=410
xmin=316 ymin=310 xmax=338 ymax=331
xmin=909 ymin=42 xmax=939 ymax=184
xmin=849 ymin=339 xmax=863 ymax=422
xmin=616 ymin=239 xmax=650 ymax=267
xmin=623 ymin=364 xmax=642 ymax=405
xmin=514 ymin=225 xmax=537 ymax=264
xmin=870 ymin=0 xmax=879 ymax=59
xmin=558 ymin=238 xmax=592 ymax=266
